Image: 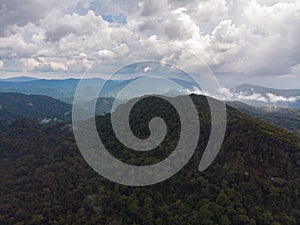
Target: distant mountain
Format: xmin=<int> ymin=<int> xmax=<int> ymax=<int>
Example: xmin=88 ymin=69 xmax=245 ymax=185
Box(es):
xmin=0 ymin=78 xmax=151 ymax=104
xmin=0 ymin=77 xmax=197 ymax=104
xmin=169 ymin=78 xmax=198 ymax=90
xmin=0 ymin=93 xmax=71 ymax=125
xmin=0 ymin=95 xmax=300 ymax=224
xmin=230 ymin=84 xmax=300 ymax=108
xmin=0 ymin=78 xmax=104 ymax=104
xmin=228 ymin=101 xmax=300 ymax=136
xmin=0 ymin=76 xmax=39 ymax=82
xmin=95 ymin=97 xmax=115 ymax=115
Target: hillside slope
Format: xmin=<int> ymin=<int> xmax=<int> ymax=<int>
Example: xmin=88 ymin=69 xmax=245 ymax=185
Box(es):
xmin=228 ymin=101 xmax=300 ymax=136
xmin=0 ymin=95 xmax=299 ymax=224
xmin=0 ymin=93 xmax=71 ymax=125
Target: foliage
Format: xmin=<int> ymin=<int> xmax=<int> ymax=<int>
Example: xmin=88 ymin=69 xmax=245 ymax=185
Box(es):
xmin=0 ymin=95 xmax=299 ymax=224
xmin=228 ymin=101 xmax=300 ymax=136
xmin=0 ymin=93 xmax=71 ymax=125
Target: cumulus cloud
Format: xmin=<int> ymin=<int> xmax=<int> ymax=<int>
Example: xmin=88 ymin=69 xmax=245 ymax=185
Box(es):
xmin=0 ymin=0 xmax=299 ymax=88
xmin=0 ymin=0 xmax=76 ymax=36
xmin=207 ymin=87 xmax=300 ymax=104
xmin=49 ymin=62 xmax=67 ymax=71
xmin=140 ymin=0 xmax=168 ymax=17
xmin=267 ymin=93 xmax=300 ymax=103
xmin=167 ymin=83 xmax=300 ymax=105
xmin=98 ymin=49 xmax=115 ymax=60
xmin=21 ymin=57 xmax=67 ymax=72
xmin=236 ymin=93 xmax=269 ymax=103
xmin=22 ymin=58 xmax=40 ymax=71
xmin=186 ymin=87 xmax=269 ymax=103
xmin=143 ymin=66 xmax=152 ymax=73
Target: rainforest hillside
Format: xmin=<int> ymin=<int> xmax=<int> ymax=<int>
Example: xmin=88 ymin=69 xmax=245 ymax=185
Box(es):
xmin=0 ymin=95 xmax=299 ymax=225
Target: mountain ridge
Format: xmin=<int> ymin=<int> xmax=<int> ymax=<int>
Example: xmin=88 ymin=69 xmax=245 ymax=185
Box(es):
xmin=227 ymin=101 xmax=300 ymax=136
xmin=0 ymin=76 xmax=40 ymax=82
xmin=229 ymin=83 xmax=300 ymax=108
xmin=1 ymin=94 xmax=299 ymax=224
xmin=0 ymin=92 xmax=71 ymax=125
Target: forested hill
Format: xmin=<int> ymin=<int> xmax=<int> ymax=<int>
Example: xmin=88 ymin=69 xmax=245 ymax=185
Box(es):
xmin=0 ymin=95 xmax=300 ymax=224
xmin=0 ymin=93 xmax=71 ymax=125
xmin=228 ymin=101 xmax=300 ymax=136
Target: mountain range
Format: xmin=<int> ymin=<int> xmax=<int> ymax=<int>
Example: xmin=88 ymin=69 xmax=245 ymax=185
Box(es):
xmin=0 ymin=93 xmax=71 ymax=125
xmin=228 ymin=101 xmax=300 ymax=136
xmin=1 ymin=77 xmax=299 ymax=108
xmin=229 ymin=84 xmax=300 ymax=108
xmin=0 ymin=77 xmax=195 ymax=104
xmin=0 ymin=94 xmax=299 ymax=224
xmin=0 ymin=76 xmax=39 ymax=82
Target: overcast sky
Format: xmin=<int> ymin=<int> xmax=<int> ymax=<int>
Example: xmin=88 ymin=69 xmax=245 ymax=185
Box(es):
xmin=0 ymin=0 xmax=299 ymax=88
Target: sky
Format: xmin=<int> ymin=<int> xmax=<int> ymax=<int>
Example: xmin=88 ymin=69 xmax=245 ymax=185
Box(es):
xmin=0 ymin=0 xmax=299 ymax=88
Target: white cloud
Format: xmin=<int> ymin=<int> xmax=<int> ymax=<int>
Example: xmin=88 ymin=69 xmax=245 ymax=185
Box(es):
xmin=0 ymin=60 xmax=3 ymax=68
xmin=203 ymin=87 xmax=300 ymax=103
xmin=0 ymin=0 xmax=76 ymax=36
xmin=236 ymin=92 xmax=268 ymax=102
xmin=0 ymin=0 xmax=299 ymax=88
xmin=143 ymin=66 xmax=152 ymax=73
xmin=291 ymin=64 xmax=300 ymax=75
xmin=184 ymin=87 xmax=209 ymax=96
xmin=21 ymin=57 xmax=67 ymax=72
xmin=41 ymin=118 xmax=52 ymax=124
xmin=140 ymin=0 xmax=168 ymax=17
xmin=267 ymin=93 xmax=300 ymax=103
xmin=184 ymin=86 xmax=266 ymax=104
xmin=26 ymin=58 xmax=39 ymax=71
xmin=98 ymin=49 xmax=115 ymax=60
xmin=192 ymin=0 xmax=229 ymax=29
xmin=49 ymin=62 xmax=67 ymax=71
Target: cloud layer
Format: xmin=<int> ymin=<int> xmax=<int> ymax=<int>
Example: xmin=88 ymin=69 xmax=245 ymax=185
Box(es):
xmin=0 ymin=0 xmax=299 ymax=88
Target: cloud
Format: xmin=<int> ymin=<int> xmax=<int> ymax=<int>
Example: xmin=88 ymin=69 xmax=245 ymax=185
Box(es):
xmin=21 ymin=57 xmax=67 ymax=72
xmin=0 ymin=0 xmax=76 ymax=36
xmin=140 ymin=0 xmax=168 ymax=17
xmin=143 ymin=66 xmax=152 ymax=73
xmin=236 ymin=92 xmax=269 ymax=102
xmin=49 ymin=62 xmax=67 ymax=71
xmin=202 ymin=87 xmax=300 ymax=103
xmin=186 ymin=86 xmax=267 ymax=103
xmin=22 ymin=58 xmax=40 ymax=71
xmin=98 ymin=49 xmax=115 ymax=60
xmin=187 ymin=87 xmax=270 ymax=103
xmin=0 ymin=60 xmax=3 ymax=68
xmin=291 ymin=63 xmax=300 ymax=75
xmin=267 ymin=93 xmax=300 ymax=103
xmin=184 ymin=87 xmax=210 ymax=96
xmin=0 ymin=0 xmax=299 ymax=88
